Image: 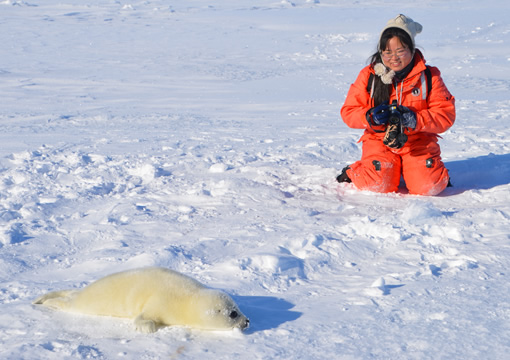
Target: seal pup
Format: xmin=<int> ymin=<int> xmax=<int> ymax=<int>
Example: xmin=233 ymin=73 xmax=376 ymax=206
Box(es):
xmin=33 ymin=267 xmax=249 ymax=333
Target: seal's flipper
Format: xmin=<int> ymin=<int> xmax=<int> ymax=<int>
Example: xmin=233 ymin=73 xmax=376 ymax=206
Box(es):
xmin=134 ymin=313 xmax=158 ymax=333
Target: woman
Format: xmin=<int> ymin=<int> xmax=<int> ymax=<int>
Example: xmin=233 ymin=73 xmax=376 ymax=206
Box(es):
xmin=338 ymin=14 xmax=455 ymax=195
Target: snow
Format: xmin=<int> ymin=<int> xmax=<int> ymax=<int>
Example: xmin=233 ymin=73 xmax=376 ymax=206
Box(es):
xmin=1 ymin=0 xmax=510 ymax=359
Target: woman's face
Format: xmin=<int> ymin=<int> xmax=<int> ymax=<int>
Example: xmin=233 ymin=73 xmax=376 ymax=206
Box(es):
xmin=381 ymin=37 xmax=413 ymax=72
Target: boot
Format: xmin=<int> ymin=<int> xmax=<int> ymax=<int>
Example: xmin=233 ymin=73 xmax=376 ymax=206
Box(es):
xmin=336 ymin=166 xmax=352 ymax=183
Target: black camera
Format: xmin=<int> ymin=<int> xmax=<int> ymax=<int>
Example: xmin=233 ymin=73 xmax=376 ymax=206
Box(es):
xmin=383 ymin=100 xmax=408 ymax=149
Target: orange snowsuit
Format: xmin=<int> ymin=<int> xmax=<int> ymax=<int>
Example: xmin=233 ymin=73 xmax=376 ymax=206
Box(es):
xmin=341 ymin=50 xmax=455 ymax=195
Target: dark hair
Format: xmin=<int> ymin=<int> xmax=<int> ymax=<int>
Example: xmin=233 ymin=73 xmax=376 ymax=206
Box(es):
xmin=368 ymin=28 xmax=415 ymax=106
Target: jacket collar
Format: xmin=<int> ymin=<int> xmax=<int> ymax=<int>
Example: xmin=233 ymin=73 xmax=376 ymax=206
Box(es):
xmin=406 ymin=49 xmax=427 ymax=79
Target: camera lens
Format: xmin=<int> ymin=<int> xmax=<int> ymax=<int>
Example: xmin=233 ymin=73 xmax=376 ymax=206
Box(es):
xmin=389 ymin=114 xmax=400 ymax=124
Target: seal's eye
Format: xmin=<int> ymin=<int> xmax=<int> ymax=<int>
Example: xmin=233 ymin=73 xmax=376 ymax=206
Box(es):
xmin=229 ymin=311 xmax=238 ymax=319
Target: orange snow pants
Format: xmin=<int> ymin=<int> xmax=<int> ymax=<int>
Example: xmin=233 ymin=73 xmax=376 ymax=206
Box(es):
xmin=346 ymin=134 xmax=450 ymax=196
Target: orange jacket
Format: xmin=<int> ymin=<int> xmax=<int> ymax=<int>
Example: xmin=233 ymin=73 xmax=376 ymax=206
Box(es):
xmin=341 ymin=50 xmax=455 ymax=141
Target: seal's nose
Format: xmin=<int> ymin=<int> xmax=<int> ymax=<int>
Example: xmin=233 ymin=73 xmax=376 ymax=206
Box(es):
xmin=239 ymin=319 xmax=250 ymax=330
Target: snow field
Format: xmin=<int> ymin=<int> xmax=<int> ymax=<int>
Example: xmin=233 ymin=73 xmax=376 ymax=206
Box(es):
xmin=1 ymin=0 xmax=510 ymax=359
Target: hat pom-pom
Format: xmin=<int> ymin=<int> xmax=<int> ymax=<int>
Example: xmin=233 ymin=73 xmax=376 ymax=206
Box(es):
xmin=374 ymin=63 xmax=395 ymax=84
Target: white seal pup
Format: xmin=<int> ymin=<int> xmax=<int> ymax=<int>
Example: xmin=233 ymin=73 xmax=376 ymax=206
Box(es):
xmin=33 ymin=267 xmax=249 ymax=333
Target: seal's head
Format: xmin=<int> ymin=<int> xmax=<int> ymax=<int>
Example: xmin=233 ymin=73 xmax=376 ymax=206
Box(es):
xmin=190 ymin=290 xmax=250 ymax=331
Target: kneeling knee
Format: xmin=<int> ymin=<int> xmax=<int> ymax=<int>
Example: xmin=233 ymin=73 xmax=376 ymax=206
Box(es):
xmin=407 ymin=177 xmax=449 ymax=195
xmin=405 ymin=158 xmax=449 ymax=196
xmin=350 ymin=160 xmax=400 ymax=193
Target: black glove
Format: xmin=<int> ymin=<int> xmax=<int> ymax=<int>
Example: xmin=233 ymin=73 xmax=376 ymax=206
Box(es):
xmin=397 ymin=105 xmax=417 ymax=129
xmin=366 ymin=101 xmax=390 ymax=126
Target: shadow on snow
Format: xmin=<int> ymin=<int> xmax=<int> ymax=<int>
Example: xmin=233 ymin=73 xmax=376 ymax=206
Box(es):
xmin=444 ymin=152 xmax=510 ymax=194
xmin=234 ymin=296 xmax=302 ymax=334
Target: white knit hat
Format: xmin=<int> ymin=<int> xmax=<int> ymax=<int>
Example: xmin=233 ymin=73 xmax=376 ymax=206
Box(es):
xmin=380 ymin=14 xmax=423 ymax=47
